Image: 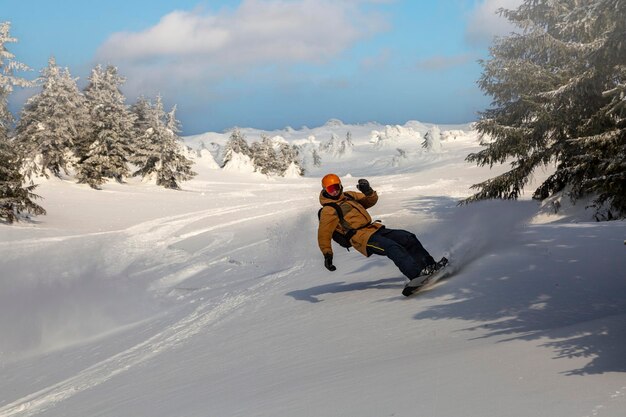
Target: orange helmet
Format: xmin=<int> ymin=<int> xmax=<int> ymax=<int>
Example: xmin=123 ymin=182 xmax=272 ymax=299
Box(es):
xmin=322 ymin=173 xmax=342 ymax=196
xmin=322 ymin=173 xmax=341 ymax=188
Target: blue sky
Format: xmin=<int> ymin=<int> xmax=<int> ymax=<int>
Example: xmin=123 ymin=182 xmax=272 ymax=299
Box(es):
xmin=4 ymin=0 xmax=519 ymax=134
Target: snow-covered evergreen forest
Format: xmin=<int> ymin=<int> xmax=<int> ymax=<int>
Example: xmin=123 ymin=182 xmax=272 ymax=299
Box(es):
xmin=465 ymin=0 xmax=626 ymax=220
xmin=1 ymin=22 xmax=199 ymax=222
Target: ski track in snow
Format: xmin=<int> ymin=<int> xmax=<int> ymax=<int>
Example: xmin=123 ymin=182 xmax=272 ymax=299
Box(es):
xmin=2 ymin=196 xmax=308 ymax=290
xmin=0 ymin=197 xmax=312 ymax=417
xmin=107 ymin=197 xmax=308 ymax=276
xmin=0 ymin=198 xmax=307 ymax=249
xmin=0 ymin=263 xmax=304 ymax=417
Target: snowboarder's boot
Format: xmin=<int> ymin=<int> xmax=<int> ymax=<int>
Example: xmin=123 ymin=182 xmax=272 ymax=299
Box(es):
xmin=401 ymin=257 xmax=449 ymax=297
xmin=402 ymin=257 xmax=450 ymax=297
xmin=419 ymin=256 xmax=448 ymax=277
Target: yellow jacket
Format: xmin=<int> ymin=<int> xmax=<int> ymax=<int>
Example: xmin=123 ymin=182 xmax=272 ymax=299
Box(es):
xmin=317 ymin=190 xmax=383 ymax=257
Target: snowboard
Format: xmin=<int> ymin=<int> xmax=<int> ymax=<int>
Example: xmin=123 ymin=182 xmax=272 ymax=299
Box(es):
xmin=402 ymin=260 xmax=453 ymax=297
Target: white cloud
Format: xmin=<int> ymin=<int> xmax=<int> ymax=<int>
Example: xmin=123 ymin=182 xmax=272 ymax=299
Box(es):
xmin=94 ymin=0 xmax=390 ymax=103
xmin=97 ymin=0 xmax=388 ymax=69
xmin=465 ymin=0 xmax=523 ymax=46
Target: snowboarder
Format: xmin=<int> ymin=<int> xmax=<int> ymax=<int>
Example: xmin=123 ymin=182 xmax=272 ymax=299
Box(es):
xmin=317 ymin=173 xmax=446 ymax=286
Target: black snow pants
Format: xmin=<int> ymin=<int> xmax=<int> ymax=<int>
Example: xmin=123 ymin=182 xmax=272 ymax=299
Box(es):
xmin=366 ymin=227 xmax=435 ymax=280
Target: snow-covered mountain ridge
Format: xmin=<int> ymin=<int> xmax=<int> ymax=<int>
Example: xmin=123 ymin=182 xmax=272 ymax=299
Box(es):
xmin=183 ymin=119 xmax=475 ymax=178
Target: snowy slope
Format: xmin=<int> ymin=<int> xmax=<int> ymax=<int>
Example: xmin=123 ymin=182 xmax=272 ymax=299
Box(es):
xmin=1 ymin=121 xmax=625 ymax=417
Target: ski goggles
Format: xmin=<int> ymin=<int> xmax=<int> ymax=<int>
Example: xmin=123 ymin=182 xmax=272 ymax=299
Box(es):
xmin=325 ymin=183 xmax=342 ymax=195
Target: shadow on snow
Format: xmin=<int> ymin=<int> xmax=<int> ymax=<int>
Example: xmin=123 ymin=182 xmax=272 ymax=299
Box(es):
xmin=286 ymin=277 xmax=405 ymax=303
xmin=404 ymin=196 xmax=626 ymax=376
xmin=294 ymin=195 xmax=626 ymax=376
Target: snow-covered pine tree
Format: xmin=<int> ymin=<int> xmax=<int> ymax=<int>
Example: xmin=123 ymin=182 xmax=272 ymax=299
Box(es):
xmin=311 ymin=148 xmax=322 ymax=167
xmin=465 ymin=0 xmax=626 ymax=218
xmin=320 ymin=133 xmax=337 ymax=154
xmin=76 ymin=65 xmax=136 ymax=189
xmin=422 ymin=125 xmax=442 ymax=152
xmin=249 ymin=135 xmax=304 ymax=176
xmin=130 ymin=96 xmax=153 ymax=144
xmin=222 ymin=128 xmax=253 ymax=168
xmin=130 ymin=97 xmax=195 ymax=188
xmin=0 ymin=22 xmax=45 ymax=223
xmin=156 ymin=103 xmax=196 ymax=189
xmin=130 ymin=96 xmax=159 ymax=176
xmin=250 ymin=134 xmax=278 ymax=175
xmin=276 ymin=142 xmax=304 ymax=176
xmin=391 ymin=148 xmax=408 ymax=167
xmin=0 ymin=136 xmax=46 ymax=223
xmin=72 ymin=66 xmax=104 ymax=165
xmin=320 ymin=132 xmax=353 ymax=156
xmin=1 ymin=22 xmax=32 ymax=143
xmin=14 ymin=57 xmax=88 ymax=178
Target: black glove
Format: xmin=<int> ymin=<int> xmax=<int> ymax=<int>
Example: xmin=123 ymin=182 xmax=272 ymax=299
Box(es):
xmin=357 ymin=179 xmax=373 ymax=195
xmin=324 ymin=253 xmax=336 ymax=271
